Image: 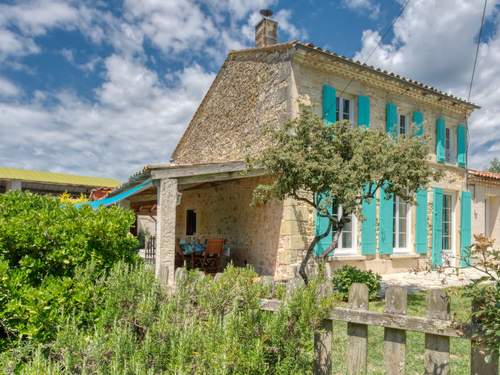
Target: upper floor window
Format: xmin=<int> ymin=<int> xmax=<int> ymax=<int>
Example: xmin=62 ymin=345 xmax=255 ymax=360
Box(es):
xmin=336 ymin=97 xmax=353 ymax=122
xmin=398 ymin=114 xmax=408 ymax=136
xmin=445 ymin=128 xmax=452 ymax=162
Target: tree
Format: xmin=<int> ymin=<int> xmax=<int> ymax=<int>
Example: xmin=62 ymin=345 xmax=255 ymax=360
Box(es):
xmin=250 ymin=107 xmax=439 ymax=283
xmin=488 ymin=157 xmax=500 ymax=173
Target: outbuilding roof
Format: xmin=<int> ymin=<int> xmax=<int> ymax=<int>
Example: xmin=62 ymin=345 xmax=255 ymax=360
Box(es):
xmin=468 ymin=169 xmax=500 ymax=183
xmin=0 ymin=167 xmax=120 ymax=188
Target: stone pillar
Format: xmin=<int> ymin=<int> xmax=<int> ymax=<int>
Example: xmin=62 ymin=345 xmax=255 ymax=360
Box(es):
xmin=155 ymin=178 xmax=178 ymax=287
xmin=6 ymin=180 xmax=22 ymax=191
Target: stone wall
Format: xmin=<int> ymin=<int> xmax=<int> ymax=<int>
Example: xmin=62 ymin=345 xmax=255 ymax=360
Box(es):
xmin=175 ymin=176 xmax=284 ymax=276
xmin=172 ymin=49 xmax=293 ymax=164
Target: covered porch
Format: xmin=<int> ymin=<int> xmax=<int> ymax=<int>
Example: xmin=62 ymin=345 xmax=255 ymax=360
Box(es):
xmin=122 ymin=161 xmax=294 ymax=286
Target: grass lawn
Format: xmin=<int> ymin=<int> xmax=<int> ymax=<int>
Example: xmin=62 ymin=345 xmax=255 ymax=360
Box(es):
xmin=330 ymin=289 xmax=473 ymax=375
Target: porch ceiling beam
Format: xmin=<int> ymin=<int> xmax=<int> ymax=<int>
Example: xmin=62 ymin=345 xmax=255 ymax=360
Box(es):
xmin=177 ymin=168 xmax=265 ymax=186
xmin=150 ymin=161 xmax=250 ymax=180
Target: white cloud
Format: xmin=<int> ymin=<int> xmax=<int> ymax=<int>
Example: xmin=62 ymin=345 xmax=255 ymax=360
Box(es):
xmin=354 ymin=0 xmax=500 ymax=169
xmin=342 ymin=0 xmax=380 ymax=19
xmin=0 ymin=56 xmax=214 ymax=179
xmin=0 ymin=76 xmax=21 ymax=98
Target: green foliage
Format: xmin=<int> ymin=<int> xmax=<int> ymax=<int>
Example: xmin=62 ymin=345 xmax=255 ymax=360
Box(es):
xmin=331 ymin=265 xmax=381 ymax=300
xmin=1 ymin=263 xmax=336 ymax=374
xmin=249 ymin=106 xmax=439 ymax=280
xmin=488 ymin=157 xmax=500 ymax=173
xmin=0 ymin=192 xmax=139 ymax=348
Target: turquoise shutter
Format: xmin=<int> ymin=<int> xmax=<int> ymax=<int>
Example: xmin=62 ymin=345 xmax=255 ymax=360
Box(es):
xmin=379 ymin=185 xmax=394 ymax=255
xmin=457 ymin=124 xmax=467 ymax=168
xmin=460 ymin=191 xmax=472 ymax=267
xmin=357 ymin=96 xmax=370 ymax=128
xmin=413 ymin=111 xmax=424 ymax=137
xmin=415 ymin=189 xmax=428 ymax=254
xmin=432 ymin=188 xmax=444 ymax=266
xmin=386 ymin=103 xmax=398 ymax=137
xmin=361 ymin=186 xmax=376 ymax=255
xmin=314 ymin=192 xmax=332 ymax=256
xmin=322 ymin=84 xmax=336 ymax=125
xmin=436 ymin=117 xmax=446 ymax=163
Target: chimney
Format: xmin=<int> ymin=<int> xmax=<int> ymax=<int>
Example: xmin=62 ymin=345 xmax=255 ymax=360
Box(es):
xmin=255 ymin=9 xmax=278 ymax=48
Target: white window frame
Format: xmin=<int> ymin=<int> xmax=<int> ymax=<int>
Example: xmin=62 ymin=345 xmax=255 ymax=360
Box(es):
xmin=336 ymin=96 xmax=355 ymax=125
xmin=441 ymin=192 xmax=456 ymax=264
xmin=332 ymin=205 xmax=357 ymax=256
xmin=398 ymin=113 xmax=409 ymax=137
xmin=393 ymin=196 xmax=412 ymax=254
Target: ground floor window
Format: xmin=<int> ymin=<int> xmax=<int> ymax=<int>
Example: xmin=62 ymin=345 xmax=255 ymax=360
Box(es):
xmin=393 ymin=196 xmax=410 ymax=252
xmin=442 ymin=193 xmax=453 ymax=251
xmin=332 ymin=205 xmax=356 ymax=255
xmin=186 ymin=209 xmax=197 ymax=236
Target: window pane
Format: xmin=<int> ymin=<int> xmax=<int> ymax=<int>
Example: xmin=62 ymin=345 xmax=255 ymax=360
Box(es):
xmin=343 ymin=99 xmax=350 ymax=120
xmin=342 ymin=232 xmax=352 ymax=249
xmin=399 ymin=115 xmax=406 ymax=136
xmin=442 ymin=194 xmax=452 ymax=250
xmin=393 ymin=199 xmax=397 ymax=247
xmin=336 ymin=98 xmax=340 ymax=121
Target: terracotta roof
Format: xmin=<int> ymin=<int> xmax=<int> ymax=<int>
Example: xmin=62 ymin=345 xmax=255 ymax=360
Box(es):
xmin=230 ymin=41 xmax=479 ymax=109
xmin=0 ymin=167 xmax=120 ymax=188
xmin=468 ymin=169 xmax=500 ymax=182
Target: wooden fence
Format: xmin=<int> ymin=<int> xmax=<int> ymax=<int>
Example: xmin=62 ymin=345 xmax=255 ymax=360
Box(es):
xmin=259 ymin=282 xmax=498 ymax=375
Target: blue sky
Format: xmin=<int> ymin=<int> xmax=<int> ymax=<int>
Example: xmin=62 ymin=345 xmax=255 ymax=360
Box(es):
xmin=0 ymin=0 xmax=499 ymax=180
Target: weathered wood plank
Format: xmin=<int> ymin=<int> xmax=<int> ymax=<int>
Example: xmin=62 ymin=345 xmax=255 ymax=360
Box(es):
xmin=347 ymin=283 xmax=369 ymax=375
xmin=314 ymin=319 xmax=333 ymax=375
xmin=424 ymin=289 xmax=450 ymax=375
xmin=384 ymin=286 xmax=407 ymax=375
xmin=258 ymin=298 xmax=467 ymax=338
xmin=470 ymin=342 xmax=498 ymax=375
xmin=470 ymin=298 xmax=499 ymax=375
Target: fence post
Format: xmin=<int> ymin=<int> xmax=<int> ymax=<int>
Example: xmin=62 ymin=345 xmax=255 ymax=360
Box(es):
xmin=470 ymin=298 xmax=499 ymax=375
xmin=314 ymin=282 xmax=333 ymax=375
xmin=424 ymin=289 xmax=450 ymax=375
xmin=384 ymin=286 xmax=407 ymax=375
xmin=347 ymin=283 xmax=369 ymax=375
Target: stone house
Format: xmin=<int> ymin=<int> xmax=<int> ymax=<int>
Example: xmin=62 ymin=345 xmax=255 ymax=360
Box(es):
xmin=108 ymin=13 xmax=479 ymax=286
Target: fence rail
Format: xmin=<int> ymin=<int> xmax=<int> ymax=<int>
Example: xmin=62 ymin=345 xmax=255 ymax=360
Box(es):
xmin=261 ymin=283 xmax=498 ymax=375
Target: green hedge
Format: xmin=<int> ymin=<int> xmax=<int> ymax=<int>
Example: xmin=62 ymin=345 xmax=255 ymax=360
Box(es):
xmin=0 ymin=192 xmax=139 ymax=348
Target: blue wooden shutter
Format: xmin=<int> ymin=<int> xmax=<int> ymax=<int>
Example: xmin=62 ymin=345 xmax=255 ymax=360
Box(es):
xmin=379 ymin=184 xmax=394 ymax=255
xmin=386 ymin=103 xmax=398 ymax=137
xmin=432 ymin=188 xmax=444 ymax=266
xmin=314 ymin=192 xmax=332 ymax=256
xmin=436 ymin=117 xmax=446 ymax=163
xmin=361 ymin=185 xmax=376 ymax=255
xmin=457 ymin=124 xmax=467 ymax=168
xmin=460 ymin=191 xmax=472 ymax=267
xmin=413 ymin=111 xmax=424 ymax=137
xmin=415 ymin=189 xmax=428 ymax=254
xmin=322 ymin=84 xmax=336 ymax=125
xmin=357 ymin=96 xmax=370 ymax=128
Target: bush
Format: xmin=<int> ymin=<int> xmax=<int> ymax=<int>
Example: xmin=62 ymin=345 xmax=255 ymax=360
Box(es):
xmin=0 ymin=192 xmax=139 ymax=349
xmin=331 ymin=265 xmax=381 ymax=300
xmin=1 ymin=263 xmax=336 ymax=374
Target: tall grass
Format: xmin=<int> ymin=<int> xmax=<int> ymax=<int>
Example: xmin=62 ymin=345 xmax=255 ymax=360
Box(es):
xmin=1 ymin=263 xmax=334 ymax=374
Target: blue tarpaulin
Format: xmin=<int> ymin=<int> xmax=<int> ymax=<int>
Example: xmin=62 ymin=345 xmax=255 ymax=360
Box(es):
xmin=77 ymin=178 xmax=154 ymax=209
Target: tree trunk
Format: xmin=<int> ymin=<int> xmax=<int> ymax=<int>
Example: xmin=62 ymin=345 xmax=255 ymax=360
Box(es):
xmin=299 ymin=221 xmax=331 ymax=285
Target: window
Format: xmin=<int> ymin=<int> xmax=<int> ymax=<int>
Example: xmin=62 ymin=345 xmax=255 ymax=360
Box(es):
xmin=332 ymin=205 xmax=356 ymax=255
xmin=445 ymin=128 xmax=451 ymax=162
xmin=398 ymin=114 xmax=408 ymax=136
xmin=186 ymin=209 xmax=197 ymax=236
xmin=336 ymin=97 xmax=353 ymax=122
xmin=393 ymin=197 xmax=410 ymax=252
xmin=442 ymin=194 xmax=452 ymax=251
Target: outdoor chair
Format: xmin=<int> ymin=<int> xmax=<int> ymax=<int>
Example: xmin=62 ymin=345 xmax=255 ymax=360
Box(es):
xmin=203 ymin=239 xmax=225 ymax=274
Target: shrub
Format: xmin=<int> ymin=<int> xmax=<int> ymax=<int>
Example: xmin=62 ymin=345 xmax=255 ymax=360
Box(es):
xmin=0 ymin=192 xmax=139 ymax=349
xmin=331 ymin=265 xmax=381 ymax=300
xmin=1 ymin=263 xmax=336 ymax=374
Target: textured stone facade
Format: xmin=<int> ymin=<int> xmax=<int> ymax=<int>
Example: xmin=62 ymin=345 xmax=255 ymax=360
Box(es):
xmin=172 ymin=48 xmax=293 ymax=165
xmin=164 ymin=44 xmax=476 ymax=280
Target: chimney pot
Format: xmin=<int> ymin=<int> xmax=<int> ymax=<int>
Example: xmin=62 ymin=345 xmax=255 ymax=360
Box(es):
xmin=255 ymin=9 xmax=278 ymax=48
